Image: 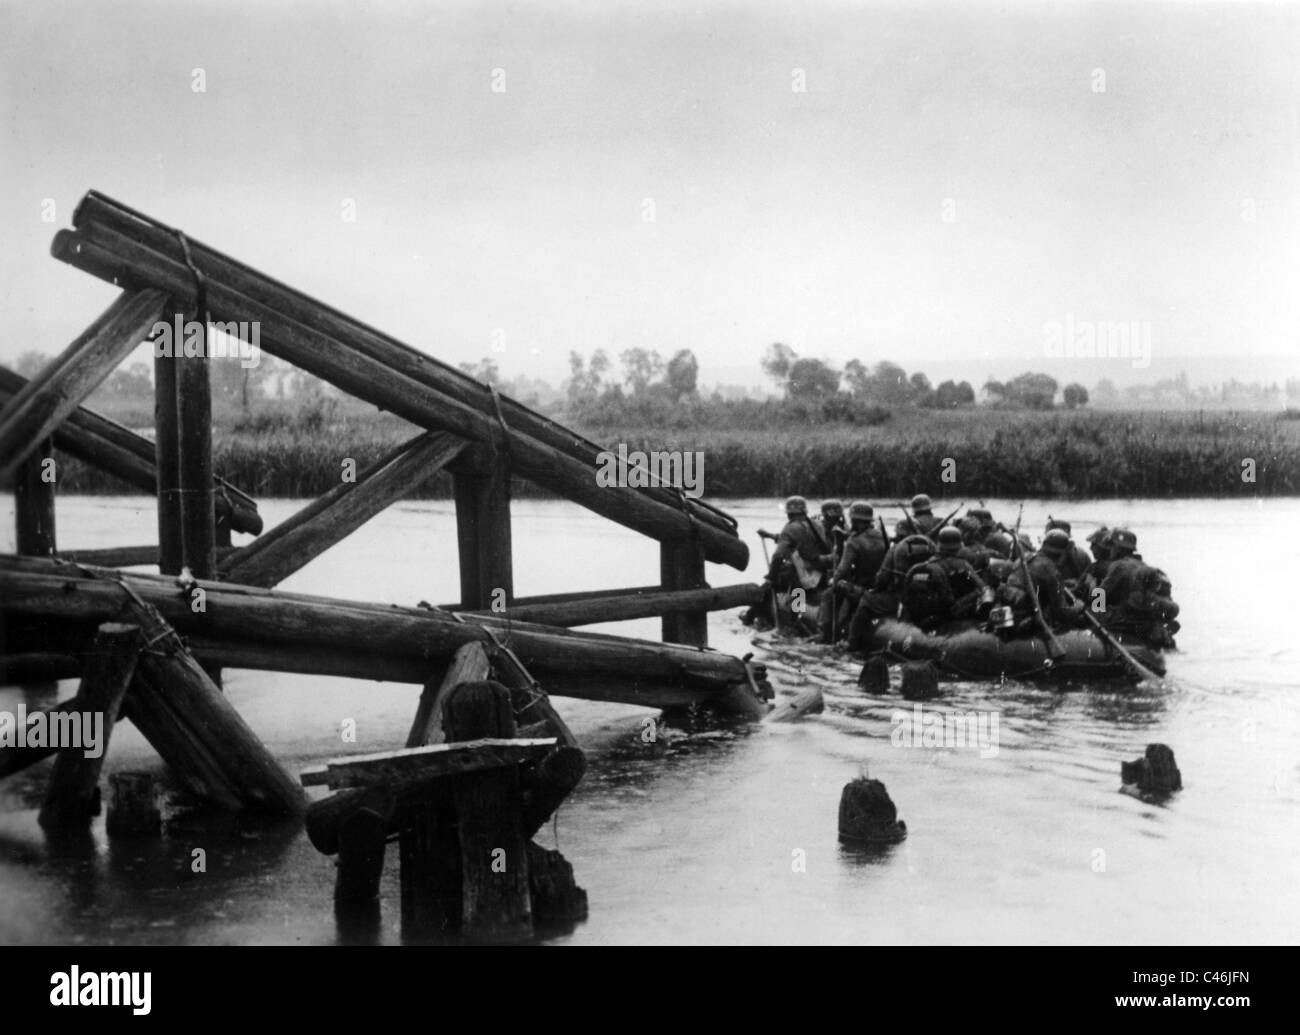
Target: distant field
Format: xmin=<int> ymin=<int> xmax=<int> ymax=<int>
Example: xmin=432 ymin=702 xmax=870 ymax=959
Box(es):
xmin=51 ymin=406 xmax=1299 ymax=499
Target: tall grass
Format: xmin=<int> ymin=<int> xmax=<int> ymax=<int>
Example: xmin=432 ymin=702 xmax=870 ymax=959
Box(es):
xmin=48 ymin=408 xmax=1299 ymax=499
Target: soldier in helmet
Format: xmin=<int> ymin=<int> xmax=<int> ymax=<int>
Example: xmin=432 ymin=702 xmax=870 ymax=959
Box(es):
xmin=848 ymin=533 xmax=935 ymax=648
xmin=967 ymin=507 xmax=996 ymax=542
xmin=1044 ymin=518 xmax=1092 ymax=586
xmin=815 ymin=499 xmax=846 ymax=544
xmin=1098 ymin=528 xmax=1180 ymax=647
xmin=894 ymin=493 xmax=940 ymax=542
xmin=1001 ymin=528 xmax=1085 ymax=633
xmin=900 ymin=526 xmax=989 ymax=628
xmin=818 ymin=501 xmax=889 ymax=644
xmin=957 ymin=514 xmax=993 ymax=573
xmin=764 ymin=495 xmax=834 ymax=592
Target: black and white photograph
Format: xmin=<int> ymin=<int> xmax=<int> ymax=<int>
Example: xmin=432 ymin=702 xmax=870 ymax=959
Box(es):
xmin=0 ymin=0 xmax=1295 ymax=996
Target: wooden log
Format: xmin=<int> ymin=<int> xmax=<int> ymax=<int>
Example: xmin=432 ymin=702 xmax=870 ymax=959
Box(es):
xmin=222 ymin=431 xmax=466 ymax=588
xmin=0 ymin=365 xmax=262 ymax=535
xmin=15 ymin=438 xmax=56 ymax=557
xmin=70 ymin=193 xmax=739 ymax=539
xmin=154 ymin=349 xmax=183 ymax=574
xmin=0 ymin=289 xmax=169 ymax=480
xmin=56 ymin=545 xmax=237 ymax=568
xmin=0 ymin=653 xmax=80 ymax=687
xmin=38 ymin=623 xmax=140 ymax=829
xmin=761 ymin=686 xmax=825 ymax=724
xmin=300 ymin=738 xmax=555 ymax=790
xmin=444 ymin=583 xmax=664 ymax=612
xmin=443 ymin=681 xmax=532 ymax=941
xmin=660 ymin=538 xmax=708 ymax=646
xmin=51 ymin=225 xmax=749 ymax=570
xmin=106 ymin=771 xmax=161 ymax=835
xmin=520 ymin=746 xmax=586 ymax=838
xmin=333 ymin=785 xmax=396 ymax=904
xmin=0 ymin=559 xmax=769 ymax=714
xmin=399 ymin=795 xmax=461 ymax=941
xmin=470 ymin=581 xmax=763 ymax=630
xmin=452 ymin=450 xmax=513 ymax=610
xmin=407 ymin=642 xmax=490 ymax=748
xmin=122 ymin=599 xmax=304 ymax=815
xmin=173 ymin=339 xmax=215 ymax=578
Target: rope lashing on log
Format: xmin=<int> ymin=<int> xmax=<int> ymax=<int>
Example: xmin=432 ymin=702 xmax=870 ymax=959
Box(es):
xmin=419 ymin=599 xmax=550 ymax=718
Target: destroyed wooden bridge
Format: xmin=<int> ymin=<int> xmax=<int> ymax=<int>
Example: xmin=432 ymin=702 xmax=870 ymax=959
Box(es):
xmin=0 ymin=191 xmax=812 ymax=940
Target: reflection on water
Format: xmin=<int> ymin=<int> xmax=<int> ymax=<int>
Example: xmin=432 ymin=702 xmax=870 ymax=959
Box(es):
xmin=2 ymin=495 xmax=1299 ymax=944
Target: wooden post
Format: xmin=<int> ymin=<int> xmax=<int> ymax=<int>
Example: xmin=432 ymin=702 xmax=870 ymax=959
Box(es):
xmin=15 ymin=438 xmax=56 ymax=557
xmin=175 ymin=337 xmax=215 ymax=580
xmin=443 ymin=680 xmax=532 ymax=941
xmin=38 ymin=623 xmax=140 ymax=829
xmin=154 ymin=350 xmax=183 ymax=575
xmin=660 ymin=538 xmax=708 ymax=647
xmin=407 ymin=642 xmax=490 ymax=748
xmin=452 ymin=449 xmax=513 ymax=611
xmin=334 ymin=786 xmax=395 ymax=904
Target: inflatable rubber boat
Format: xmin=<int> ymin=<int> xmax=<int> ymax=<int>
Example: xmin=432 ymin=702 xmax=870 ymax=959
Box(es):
xmin=868 ymin=617 xmax=1166 ymax=681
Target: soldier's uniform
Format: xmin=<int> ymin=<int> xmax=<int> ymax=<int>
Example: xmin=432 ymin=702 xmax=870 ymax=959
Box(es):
xmin=818 ymin=502 xmax=887 ymax=643
xmin=1044 ymin=519 xmax=1092 ymax=585
xmin=894 ymin=493 xmax=940 ymax=541
xmin=1098 ymin=528 xmax=1180 ymax=647
xmin=1002 ymin=530 xmax=1084 ymax=632
xmin=770 ymin=495 xmax=834 ymax=591
xmin=847 ymin=534 xmax=934 ymax=648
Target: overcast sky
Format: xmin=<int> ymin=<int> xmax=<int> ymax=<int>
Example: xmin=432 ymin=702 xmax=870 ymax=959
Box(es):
xmin=2 ymin=0 xmax=1297 ymax=390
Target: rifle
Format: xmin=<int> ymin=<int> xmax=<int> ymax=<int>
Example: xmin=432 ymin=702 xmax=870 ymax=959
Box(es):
xmin=1061 ymin=584 xmax=1162 ymax=683
xmin=1012 ymin=503 xmax=1067 ymax=662
xmin=931 ymin=501 xmax=966 ymax=537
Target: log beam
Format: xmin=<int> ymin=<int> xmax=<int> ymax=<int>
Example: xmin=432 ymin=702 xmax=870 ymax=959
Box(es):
xmin=221 ymin=431 xmax=466 ymax=588
xmin=0 ymin=289 xmax=169 ymax=479
xmin=15 ymin=438 xmax=56 ymax=557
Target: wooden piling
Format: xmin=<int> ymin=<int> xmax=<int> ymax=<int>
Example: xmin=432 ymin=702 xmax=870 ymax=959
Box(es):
xmin=452 ymin=450 xmax=513 ymax=611
xmin=442 ymin=680 xmax=532 ymax=941
xmin=175 ymin=339 xmax=215 ymax=579
xmin=15 ymin=438 xmax=56 ymax=557
xmin=659 ymin=538 xmax=709 ymax=647
xmin=38 ymin=623 xmax=140 ymax=829
xmin=153 ymin=348 xmax=183 ymax=575
xmin=333 ymin=786 xmax=396 ymax=904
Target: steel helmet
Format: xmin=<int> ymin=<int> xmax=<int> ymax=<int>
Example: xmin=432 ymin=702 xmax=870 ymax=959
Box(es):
xmin=848 ymin=501 xmax=874 ymax=522
xmin=1041 ymin=528 xmax=1071 ymax=556
xmin=1110 ymin=527 xmax=1138 ymax=553
xmin=821 ymin=499 xmax=844 ymax=514
xmin=1046 ymin=518 xmax=1071 ymax=534
xmin=785 ymin=495 xmax=808 ymax=516
xmin=937 ymin=526 xmax=963 ymax=553
xmin=902 ymin=534 xmax=934 ymax=565
xmin=910 ymin=493 xmax=933 ymax=513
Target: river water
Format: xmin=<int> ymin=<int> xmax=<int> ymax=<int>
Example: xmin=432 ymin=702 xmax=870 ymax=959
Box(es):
xmin=1 ymin=495 xmax=1297 ymax=945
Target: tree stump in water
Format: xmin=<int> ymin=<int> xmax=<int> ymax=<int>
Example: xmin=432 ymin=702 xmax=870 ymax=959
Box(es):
xmin=858 ymin=654 xmax=890 ymax=694
xmin=899 ymin=660 xmax=939 ymax=700
xmin=838 ymin=777 xmax=907 ymax=845
xmin=1121 ymin=743 xmax=1182 ymax=798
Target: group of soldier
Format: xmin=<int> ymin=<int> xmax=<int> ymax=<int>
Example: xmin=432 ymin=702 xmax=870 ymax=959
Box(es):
xmin=753 ymin=493 xmax=1181 ymax=653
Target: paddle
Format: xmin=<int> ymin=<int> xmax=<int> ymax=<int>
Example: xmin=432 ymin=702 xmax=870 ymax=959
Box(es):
xmin=1011 ymin=504 xmax=1067 ymax=663
xmin=1061 ymin=584 xmax=1163 ymax=683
